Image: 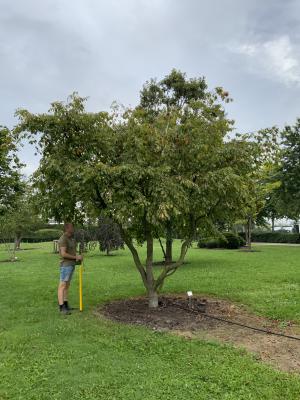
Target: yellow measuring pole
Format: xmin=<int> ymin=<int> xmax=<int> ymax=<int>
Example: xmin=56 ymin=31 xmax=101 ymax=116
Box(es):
xmin=79 ymin=261 xmax=83 ymax=312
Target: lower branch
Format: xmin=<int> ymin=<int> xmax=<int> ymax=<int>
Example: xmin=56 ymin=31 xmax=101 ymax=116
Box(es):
xmin=156 ymin=234 xmax=167 ymax=260
xmin=154 ymin=238 xmax=192 ymax=290
xmin=119 ymin=226 xmax=148 ymax=288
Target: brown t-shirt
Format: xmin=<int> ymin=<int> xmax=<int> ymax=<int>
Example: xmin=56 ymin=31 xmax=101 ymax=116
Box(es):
xmin=58 ymin=233 xmax=77 ymax=266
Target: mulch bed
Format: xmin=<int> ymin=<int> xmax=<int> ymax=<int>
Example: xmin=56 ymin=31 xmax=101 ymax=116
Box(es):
xmin=98 ymin=294 xmax=300 ymax=373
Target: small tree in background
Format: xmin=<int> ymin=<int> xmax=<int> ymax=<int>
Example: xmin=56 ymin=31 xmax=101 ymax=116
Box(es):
xmin=0 ymin=126 xmax=24 ymax=215
xmin=0 ymin=214 xmax=18 ymax=262
xmin=0 ymin=185 xmax=44 ymax=260
xmin=74 ymin=218 xmax=124 ymax=255
xmin=238 ymin=127 xmax=281 ymax=249
xmin=97 ymin=215 xmax=124 ymax=255
xmin=12 ymin=187 xmax=44 ymax=250
xmin=277 ymin=119 xmax=300 ymax=223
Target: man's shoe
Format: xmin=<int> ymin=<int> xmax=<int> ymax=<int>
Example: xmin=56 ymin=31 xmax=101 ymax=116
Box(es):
xmin=60 ymin=304 xmax=71 ymax=315
xmin=64 ymin=301 xmax=76 ymax=311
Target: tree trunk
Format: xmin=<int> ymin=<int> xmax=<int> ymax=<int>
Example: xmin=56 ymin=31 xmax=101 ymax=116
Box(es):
xmin=245 ymin=217 xmax=252 ymax=250
xmin=146 ymin=233 xmax=158 ymax=308
xmin=79 ymin=241 xmax=85 ymax=254
xmin=14 ymin=236 xmax=21 ymax=251
xmin=271 ymin=216 xmax=275 ymax=232
xmin=165 ymin=221 xmax=173 ymax=264
xmin=119 ymin=225 xmax=192 ymax=309
xmin=148 ymin=290 xmax=158 ymax=308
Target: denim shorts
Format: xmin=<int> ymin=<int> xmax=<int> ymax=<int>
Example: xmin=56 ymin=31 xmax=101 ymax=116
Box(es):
xmin=60 ymin=265 xmax=75 ymax=282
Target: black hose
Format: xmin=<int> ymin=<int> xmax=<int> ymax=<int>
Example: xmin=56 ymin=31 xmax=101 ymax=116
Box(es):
xmin=174 ymin=304 xmax=300 ymax=342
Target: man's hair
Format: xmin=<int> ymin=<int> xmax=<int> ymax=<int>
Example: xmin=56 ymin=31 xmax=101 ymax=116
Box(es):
xmin=63 ymin=222 xmax=74 ymax=232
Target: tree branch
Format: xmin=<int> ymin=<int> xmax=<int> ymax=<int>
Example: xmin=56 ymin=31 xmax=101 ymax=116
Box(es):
xmin=154 ymin=238 xmax=191 ymax=290
xmin=156 ymin=232 xmax=166 ymax=260
xmin=154 ymin=198 xmax=222 ymax=291
xmin=118 ymin=225 xmax=147 ymax=288
xmin=94 ymin=185 xmax=107 ymax=210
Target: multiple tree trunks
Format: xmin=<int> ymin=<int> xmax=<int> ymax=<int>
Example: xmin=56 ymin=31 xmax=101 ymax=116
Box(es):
xmin=14 ymin=71 xmax=264 ymax=309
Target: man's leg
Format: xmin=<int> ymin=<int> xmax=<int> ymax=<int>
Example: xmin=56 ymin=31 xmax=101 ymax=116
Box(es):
xmin=64 ymin=281 xmax=70 ymax=301
xmin=58 ymin=281 xmax=67 ymax=307
xmin=58 ymin=281 xmax=71 ymax=314
xmin=58 ymin=266 xmax=74 ymax=313
xmin=63 ymin=281 xmax=71 ymax=310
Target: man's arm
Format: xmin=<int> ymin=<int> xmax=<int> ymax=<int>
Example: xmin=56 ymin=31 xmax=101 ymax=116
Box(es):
xmin=59 ymin=247 xmax=83 ymax=261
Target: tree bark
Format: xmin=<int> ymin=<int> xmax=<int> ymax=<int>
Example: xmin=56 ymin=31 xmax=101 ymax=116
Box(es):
xmin=165 ymin=221 xmax=173 ymax=264
xmin=245 ymin=217 xmax=252 ymax=250
xmin=155 ymin=238 xmax=191 ymax=290
xmin=14 ymin=236 xmax=21 ymax=251
xmin=146 ymin=233 xmax=158 ymax=308
xmin=119 ymin=226 xmax=147 ymax=288
xmin=119 ymin=225 xmax=191 ymax=309
xmin=148 ymin=290 xmax=158 ymax=308
xmin=157 ymin=235 xmax=167 ymax=259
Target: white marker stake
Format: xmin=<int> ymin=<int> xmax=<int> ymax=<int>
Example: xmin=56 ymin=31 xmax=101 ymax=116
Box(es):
xmin=187 ymin=291 xmax=193 ymax=308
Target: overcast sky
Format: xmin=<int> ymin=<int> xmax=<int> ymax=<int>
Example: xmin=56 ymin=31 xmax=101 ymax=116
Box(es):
xmin=1 ymin=0 xmax=300 ymax=176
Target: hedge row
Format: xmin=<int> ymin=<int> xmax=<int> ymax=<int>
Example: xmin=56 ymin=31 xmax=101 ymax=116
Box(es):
xmin=1 ymin=229 xmax=62 ymax=243
xmin=239 ymin=231 xmax=300 ymax=244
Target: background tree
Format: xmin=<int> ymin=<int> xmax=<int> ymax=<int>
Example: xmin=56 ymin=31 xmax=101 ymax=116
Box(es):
xmin=257 ymin=189 xmax=284 ymax=232
xmin=74 ymin=217 xmax=124 ymax=255
xmin=277 ymin=119 xmax=300 ymax=222
xmin=0 ymin=213 xmax=19 ymax=262
xmin=16 ymin=73 xmax=255 ymax=308
xmin=12 ymin=186 xmax=44 ymax=250
xmin=97 ymin=215 xmax=124 ymax=255
xmin=238 ymin=127 xmax=281 ymax=248
xmin=0 ymin=185 xmax=44 ymax=260
xmin=0 ymin=126 xmax=24 ymax=215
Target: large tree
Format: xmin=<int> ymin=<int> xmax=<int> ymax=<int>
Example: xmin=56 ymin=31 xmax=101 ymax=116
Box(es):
xmin=16 ymin=75 xmax=255 ymax=308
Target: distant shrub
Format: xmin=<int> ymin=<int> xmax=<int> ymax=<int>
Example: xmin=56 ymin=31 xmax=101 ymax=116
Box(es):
xmin=35 ymin=228 xmax=62 ymax=236
xmin=223 ymin=232 xmax=243 ymax=249
xmin=15 ymin=229 xmax=62 ymax=243
xmin=206 ymin=238 xmax=224 ymax=249
xmin=198 ymin=232 xmax=245 ymax=249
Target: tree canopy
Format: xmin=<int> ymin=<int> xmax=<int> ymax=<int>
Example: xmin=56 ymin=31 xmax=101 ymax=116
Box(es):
xmin=15 ymin=71 xmax=258 ymax=307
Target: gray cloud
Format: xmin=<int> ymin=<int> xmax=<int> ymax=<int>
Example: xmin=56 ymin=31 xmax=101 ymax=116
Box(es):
xmin=1 ymin=0 xmax=300 ymax=174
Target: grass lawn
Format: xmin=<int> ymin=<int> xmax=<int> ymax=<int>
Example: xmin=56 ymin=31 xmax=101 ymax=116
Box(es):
xmin=0 ymin=241 xmax=300 ymax=399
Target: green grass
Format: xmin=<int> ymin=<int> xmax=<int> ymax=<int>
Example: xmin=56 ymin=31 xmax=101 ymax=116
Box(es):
xmin=0 ymin=241 xmax=300 ymax=399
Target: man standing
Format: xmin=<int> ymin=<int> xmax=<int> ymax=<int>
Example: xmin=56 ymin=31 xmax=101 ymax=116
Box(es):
xmin=57 ymin=223 xmax=83 ymax=314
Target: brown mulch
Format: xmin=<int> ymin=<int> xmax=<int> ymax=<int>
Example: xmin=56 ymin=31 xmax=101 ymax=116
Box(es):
xmin=98 ymin=294 xmax=300 ymax=374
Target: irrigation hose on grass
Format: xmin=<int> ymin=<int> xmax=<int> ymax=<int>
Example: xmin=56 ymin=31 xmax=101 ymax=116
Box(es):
xmin=174 ymin=303 xmax=300 ymax=342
